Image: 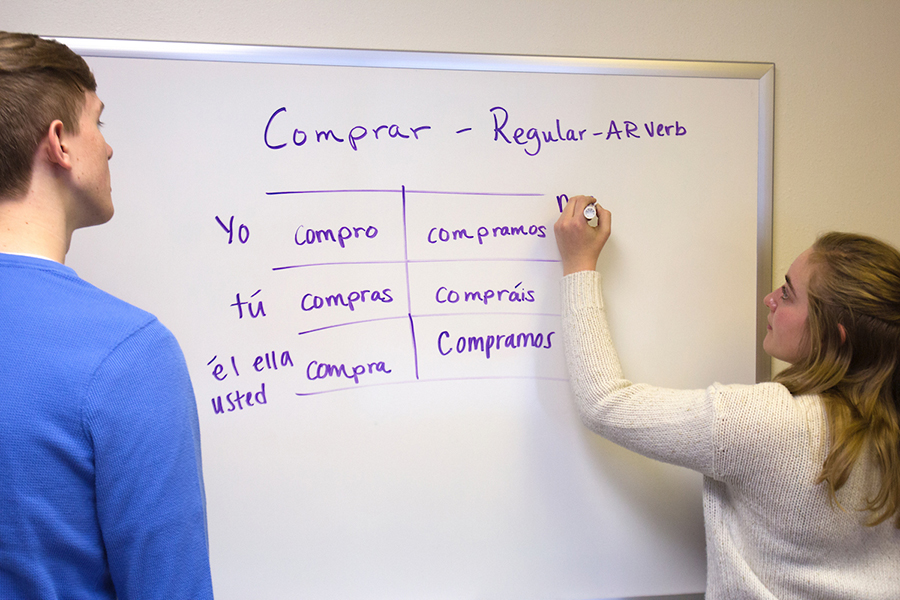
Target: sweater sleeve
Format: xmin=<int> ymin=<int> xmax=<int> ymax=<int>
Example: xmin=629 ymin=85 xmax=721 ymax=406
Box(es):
xmin=561 ymin=270 xmax=719 ymax=476
xmin=82 ymin=319 xmax=214 ymax=600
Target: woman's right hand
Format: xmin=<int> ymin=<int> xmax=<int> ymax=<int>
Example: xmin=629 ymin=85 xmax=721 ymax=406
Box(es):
xmin=553 ymin=195 xmax=612 ymax=275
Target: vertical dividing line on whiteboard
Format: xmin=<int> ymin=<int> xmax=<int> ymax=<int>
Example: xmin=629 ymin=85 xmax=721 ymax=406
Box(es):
xmin=401 ymin=185 xmax=420 ymax=380
xmin=408 ymin=314 xmax=419 ymax=380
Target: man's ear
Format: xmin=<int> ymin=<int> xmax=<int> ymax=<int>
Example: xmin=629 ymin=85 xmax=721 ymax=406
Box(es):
xmin=838 ymin=323 xmax=847 ymax=344
xmin=45 ymin=119 xmax=73 ymax=171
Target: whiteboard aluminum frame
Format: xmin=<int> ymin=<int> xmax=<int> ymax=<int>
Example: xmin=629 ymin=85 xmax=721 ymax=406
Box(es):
xmin=54 ymin=37 xmax=775 ymax=383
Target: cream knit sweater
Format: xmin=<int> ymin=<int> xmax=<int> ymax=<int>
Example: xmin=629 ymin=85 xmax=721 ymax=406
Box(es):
xmin=561 ymin=271 xmax=900 ymax=600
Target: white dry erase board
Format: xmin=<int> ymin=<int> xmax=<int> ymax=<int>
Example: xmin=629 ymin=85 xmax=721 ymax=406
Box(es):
xmin=61 ymin=38 xmax=773 ymax=600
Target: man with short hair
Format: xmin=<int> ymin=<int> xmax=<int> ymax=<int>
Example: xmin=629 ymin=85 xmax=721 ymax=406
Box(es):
xmin=0 ymin=32 xmax=215 ymax=599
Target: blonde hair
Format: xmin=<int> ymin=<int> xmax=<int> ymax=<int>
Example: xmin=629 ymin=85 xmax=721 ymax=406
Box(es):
xmin=775 ymin=232 xmax=900 ymax=526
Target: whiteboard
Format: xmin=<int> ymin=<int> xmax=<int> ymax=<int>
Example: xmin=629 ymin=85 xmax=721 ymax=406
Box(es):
xmin=61 ymin=38 xmax=773 ymax=600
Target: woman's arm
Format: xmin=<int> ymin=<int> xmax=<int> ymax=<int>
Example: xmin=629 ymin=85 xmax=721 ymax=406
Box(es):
xmin=561 ymin=270 xmax=718 ymax=474
xmin=555 ymin=197 xmax=718 ymax=474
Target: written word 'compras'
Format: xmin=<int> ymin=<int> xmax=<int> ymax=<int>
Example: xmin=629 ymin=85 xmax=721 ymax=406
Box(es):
xmin=263 ymin=105 xmax=687 ymax=157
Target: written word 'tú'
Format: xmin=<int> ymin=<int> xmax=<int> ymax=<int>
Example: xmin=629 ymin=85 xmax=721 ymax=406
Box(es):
xmin=232 ymin=290 xmax=266 ymax=319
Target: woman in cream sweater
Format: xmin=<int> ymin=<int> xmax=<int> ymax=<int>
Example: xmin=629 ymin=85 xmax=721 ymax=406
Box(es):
xmin=554 ymin=195 xmax=900 ymax=599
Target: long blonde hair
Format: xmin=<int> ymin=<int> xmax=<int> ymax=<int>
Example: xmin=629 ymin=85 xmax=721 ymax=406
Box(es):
xmin=775 ymin=232 xmax=900 ymax=527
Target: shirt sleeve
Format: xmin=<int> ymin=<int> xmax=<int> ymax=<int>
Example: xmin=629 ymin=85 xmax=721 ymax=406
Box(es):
xmin=82 ymin=319 xmax=214 ymax=600
xmin=561 ymin=270 xmax=719 ymax=476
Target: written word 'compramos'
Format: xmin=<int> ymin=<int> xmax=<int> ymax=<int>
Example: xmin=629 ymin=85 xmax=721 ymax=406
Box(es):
xmin=295 ymin=224 xmax=378 ymax=249
xmin=265 ymin=107 xmax=432 ymax=152
xmin=427 ymin=224 xmax=546 ymax=246
xmin=438 ymin=329 xmax=555 ymax=360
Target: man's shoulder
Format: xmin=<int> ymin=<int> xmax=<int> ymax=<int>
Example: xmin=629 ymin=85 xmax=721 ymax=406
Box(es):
xmin=1 ymin=253 xmax=162 ymax=344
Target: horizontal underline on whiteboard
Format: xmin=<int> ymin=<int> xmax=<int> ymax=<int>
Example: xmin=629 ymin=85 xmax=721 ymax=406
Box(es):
xmin=295 ymin=375 xmax=568 ymax=397
xmin=265 ymin=189 xmax=544 ymax=197
xmin=298 ymin=312 xmax=561 ymax=335
xmin=415 ymin=311 xmax=561 ymax=319
xmin=298 ymin=315 xmax=403 ymax=335
xmin=273 ymin=257 xmax=559 ymax=271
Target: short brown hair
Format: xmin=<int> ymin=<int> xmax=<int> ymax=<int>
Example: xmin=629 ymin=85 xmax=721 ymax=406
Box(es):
xmin=0 ymin=32 xmax=97 ymax=198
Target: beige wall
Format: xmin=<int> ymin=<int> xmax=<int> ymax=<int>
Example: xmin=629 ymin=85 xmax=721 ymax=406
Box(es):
xmin=8 ymin=0 xmax=900 ymax=371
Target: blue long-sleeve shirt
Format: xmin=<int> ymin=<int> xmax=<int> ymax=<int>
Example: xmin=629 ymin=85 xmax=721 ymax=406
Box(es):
xmin=0 ymin=253 xmax=214 ymax=599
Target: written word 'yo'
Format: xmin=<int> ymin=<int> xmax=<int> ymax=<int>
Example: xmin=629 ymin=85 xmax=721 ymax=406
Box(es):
xmin=215 ymin=215 xmax=250 ymax=245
